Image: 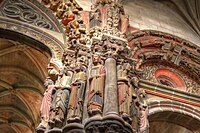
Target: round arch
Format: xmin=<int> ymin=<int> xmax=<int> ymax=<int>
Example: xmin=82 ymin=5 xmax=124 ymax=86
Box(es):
xmin=128 ymin=29 xmax=200 ymax=94
xmin=0 ymin=16 xmax=65 ymax=60
xmin=0 ymin=17 xmax=64 ymax=133
xmin=148 ymin=100 xmax=200 ymax=133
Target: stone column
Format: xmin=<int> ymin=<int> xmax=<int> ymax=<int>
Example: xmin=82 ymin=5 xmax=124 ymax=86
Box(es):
xmin=103 ymin=57 xmax=118 ymax=116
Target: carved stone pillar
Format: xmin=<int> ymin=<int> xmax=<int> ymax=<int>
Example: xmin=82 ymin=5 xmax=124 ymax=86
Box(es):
xmin=103 ymin=57 xmax=118 ymax=116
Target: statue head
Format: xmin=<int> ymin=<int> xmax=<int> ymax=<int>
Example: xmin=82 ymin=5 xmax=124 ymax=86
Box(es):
xmin=76 ymin=56 xmax=88 ymax=70
xmin=58 ymin=67 xmax=66 ymax=77
xmin=92 ymin=54 xmax=101 ymax=65
xmin=131 ymin=77 xmax=139 ymax=88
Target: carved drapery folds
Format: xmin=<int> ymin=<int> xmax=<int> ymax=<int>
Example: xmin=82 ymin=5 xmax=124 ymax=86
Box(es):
xmin=48 ymin=66 xmax=72 ymax=128
xmin=37 ymin=77 xmax=56 ymax=132
xmin=131 ymin=77 xmax=149 ymax=133
xmin=87 ymin=54 xmax=105 ymax=116
xmin=36 ymin=0 xmax=150 ymax=133
xmin=117 ymin=62 xmax=132 ymax=124
xmin=67 ymin=56 xmax=88 ymax=123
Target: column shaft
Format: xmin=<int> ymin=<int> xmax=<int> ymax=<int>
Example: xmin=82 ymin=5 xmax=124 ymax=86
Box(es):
xmin=103 ymin=57 xmax=118 ymax=116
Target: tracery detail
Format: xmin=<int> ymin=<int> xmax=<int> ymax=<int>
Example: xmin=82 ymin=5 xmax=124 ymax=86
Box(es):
xmin=0 ymin=0 xmax=57 ymax=31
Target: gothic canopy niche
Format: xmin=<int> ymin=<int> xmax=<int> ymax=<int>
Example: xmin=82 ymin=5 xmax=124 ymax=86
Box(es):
xmin=0 ymin=0 xmax=63 ymax=32
xmin=0 ymin=29 xmax=52 ymax=133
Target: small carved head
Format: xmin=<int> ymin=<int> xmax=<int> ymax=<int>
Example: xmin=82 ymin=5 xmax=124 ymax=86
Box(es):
xmin=92 ymin=54 xmax=101 ymax=65
xmin=131 ymin=77 xmax=139 ymax=88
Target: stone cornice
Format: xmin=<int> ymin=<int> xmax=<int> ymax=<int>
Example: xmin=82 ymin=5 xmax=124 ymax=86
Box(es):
xmin=139 ymin=79 xmax=200 ymax=107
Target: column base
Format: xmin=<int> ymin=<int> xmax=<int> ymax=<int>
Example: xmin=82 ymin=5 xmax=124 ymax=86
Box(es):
xmin=63 ymin=123 xmax=84 ymax=133
xmin=36 ymin=127 xmax=46 ymax=133
xmin=84 ymin=114 xmax=135 ymax=133
xmin=47 ymin=128 xmax=62 ymax=133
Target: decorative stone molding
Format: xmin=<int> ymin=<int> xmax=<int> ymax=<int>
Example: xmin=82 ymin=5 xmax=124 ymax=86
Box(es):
xmin=141 ymin=64 xmax=200 ymax=95
xmin=128 ymin=30 xmax=200 ymax=82
xmin=0 ymin=0 xmax=63 ymax=32
xmin=0 ymin=17 xmax=64 ymax=60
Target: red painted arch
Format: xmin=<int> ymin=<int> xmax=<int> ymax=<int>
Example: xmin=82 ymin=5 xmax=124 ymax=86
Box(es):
xmin=155 ymin=68 xmax=186 ymax=91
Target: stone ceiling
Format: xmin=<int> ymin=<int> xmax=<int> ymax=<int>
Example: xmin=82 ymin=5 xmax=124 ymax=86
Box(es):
xmin=0 ymin=38 xmax=50 ymax=132
xmin=156 ymin=0 xmax=200 ymax=38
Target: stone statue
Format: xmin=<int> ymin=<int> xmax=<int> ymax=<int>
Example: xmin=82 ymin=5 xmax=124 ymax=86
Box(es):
xmin=89 ymin=8 xmax=101 ymax=28
xmin=50 ymin=0 xmax=61 ymax=12
xmin=56 ymin=2 xmax=68 ymax=19
xmin=49 ymin=66 xmax=72 ymax=128
xmin=117 ymin=62 xmax=132 ymax=124
xmin=135 ymin=88 xmax=149 ymax=133
xmin=135 ymin=54 xmax=144 ymax=72
xmin=87 ymin=54 xmax=105 ymax=116
xmin=61 ymin=11 xmax=75 ymax=27
xmin=67 ymin=57 xmax=87 ymax=123
xmin=36 ymin=77 xmax=55 ymax=131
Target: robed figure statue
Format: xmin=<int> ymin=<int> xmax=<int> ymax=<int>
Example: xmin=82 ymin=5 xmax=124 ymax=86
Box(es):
xmin=37 ymin=77 xmax=55 ymax=131
xmin=67 ymin=57 xmax=87 ymax=123
xmin=87 ymin=54 xmax=105 ymax=116
xmin=49 ymin=66 xmax=73 ymax=128
xmin=117 ymin=63 xmax=132 ymax=124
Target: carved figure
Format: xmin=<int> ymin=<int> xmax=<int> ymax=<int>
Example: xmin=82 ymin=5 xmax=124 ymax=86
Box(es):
xmin=56 ymin=2 xmax=68 ymax=18
xmin=37 ymin=77 xmax=55 ymax=130
xmin=61 ymin=11 xmax=75 ymax=26
xmin=117 ymin=63 xmax=132 ymax=124
xmin=87 ymin=54 xmax=105 ymax=116
xmin=50 ymin=0 xmax=61 ymax=12
xmin=89 ymin=9 xmax=101 ymax=28
xmin=135 ymin=54 xmax=144 ymax=72
xmin=49 ymin=66 xmax=72 ymax=128
xmin=67 ymin=57 xmax=87 ymax=123
xmin=134 ymin=88 xmax=149 ymax=133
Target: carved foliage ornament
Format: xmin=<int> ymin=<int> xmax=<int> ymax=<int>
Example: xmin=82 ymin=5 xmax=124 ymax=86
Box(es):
xmin=142 ymin=64 xmax=200 ymax=95
xmin=41 ymin=0 xmax=83 ymax=33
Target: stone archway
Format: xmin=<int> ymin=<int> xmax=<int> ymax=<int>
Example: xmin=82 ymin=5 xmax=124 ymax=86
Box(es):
xmin=149 ymin=111 xmax=200 ymax=133
xmin=148 ymin=100 xmax=200 ymax=133
xmin=0 ymin=28 xmax=63 ymax=132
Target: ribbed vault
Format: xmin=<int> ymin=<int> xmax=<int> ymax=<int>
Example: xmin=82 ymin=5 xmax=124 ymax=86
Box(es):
xmin=0 ymin=37 xmax=51 ymax=133
xmin=156 ymin=0 xmax=200 ymax=37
